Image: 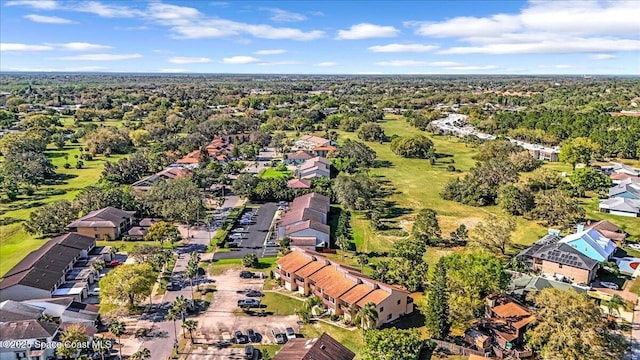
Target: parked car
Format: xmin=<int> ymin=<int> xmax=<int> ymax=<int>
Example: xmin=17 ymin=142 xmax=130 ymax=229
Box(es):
xmin=265 ymin=241 xmax=278 ymax=247
xmin=244 ymin=345 xmax=254 ymax=359
xmin=108 ymin=260 xmax=121 ymax=267
xmin=247 ymin=328 xmax=258 ymax=342
xmin=272 ymin=328 xmax=287 ymax=344
xmin=237 ymin=299 xmax=261 ymax=308
xmin=215 ymin=340 xmax=231 ymax=348
xmin=627 ymin=243 xmax=640 ymax=251
xmin=285 ymin=327 xmax=296 ymax=340
xmin=167 ymin=281 xmax=180 ymax=291
xmin=600 ymin=281 xmax=619 ymax=290
xmin=240 ymin=271 xmax=255 ymax=279
xmin=246 ymin=290 xmax=263 ymax=297
xmin=228 ymin=242 xmax=239 ymax=248
xmin=234 ymin=330 xmax=249 ymax=344
xmin=88 ymin=288 xmax=100 ymax=296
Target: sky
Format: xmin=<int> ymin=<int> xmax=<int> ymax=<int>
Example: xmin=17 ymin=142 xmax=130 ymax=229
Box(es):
xmin=1 ymin=0 xmax=639 ymax=75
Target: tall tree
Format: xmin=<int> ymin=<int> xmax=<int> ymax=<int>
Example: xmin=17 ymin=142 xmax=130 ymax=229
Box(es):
xmin=362 ymin=328 xmax=422 ymax=360
xmin=527 ymin=288 xmax=627 ymax=360
xmin=424 ymin=258 xmax=450 ymax=339
xmin=412 ymin=208 xmax=442 ymax=245
xmin=530 ymin=189 xmax=586 ymax=228
xmin=569 ymin=167 xmax=612 ymax=197
xmin=559 ymin=137 xmax=600 ymax=169
xmin=23 ymin=200 xmax=78 ymax=236
xmin=470 ymin=214 xmax=516 ymax=255
xmin=144 ymin=221 xmax=181 ymax=247
xmin=355 ymin=302 xmax=379 ymax=335
xmin=108 ymin=320 xmax=126 ymax=360
xmin=182 ymin=319 xmax=198 ymax=342
xmin=336 ymin=235 xmax=351 ymax=261
xmin=56 ymin=324 xmax=89 ymax=359
xmin=99 ymin=263 xmax=156 ymax=309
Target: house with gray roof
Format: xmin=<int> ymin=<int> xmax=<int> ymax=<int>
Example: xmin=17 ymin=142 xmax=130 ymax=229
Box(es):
xmin=609 ymin=178 xmax=640 ymax=199
xmin=529 ymin=243 xmax=599 ymax=284
xmin=599 ymin=197 xmax=640 ymax=218
xmin=67 ymin=206 xmax=135 ymax=240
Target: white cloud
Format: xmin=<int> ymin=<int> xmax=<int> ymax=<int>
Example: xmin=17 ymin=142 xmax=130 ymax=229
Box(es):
xmin=74 ymin=1 xmax=143 ymax=18
xmin=6 ymin=0 xmax=58 ymax=10
xmin=411 ymin=1 xmax=640 ymax=56
xmin=590 ymin=53 xmax=616 ymax=60
xmin=168 ymin=57 xmax=211 ymax=64
xmin=158 ymin=68 xmax=189 ymax=73
xmin=115 ymin=26 xmax=149 ymax=31
xmin=438 ymin=37 xmax=640 ymax=55
xmin=315 ymin=62 xmax=337 ymax=67
xmin=255 ymin=49 xmax=287 ymax=55
xmin=222 ymin=56 xmax=262 ymax=64
xmin=1 ymin=43 xmax=53 ymax=51
xmin=24 ymin=14 xmax=75 ymax=24
xmin=55 ymin=42 xmax=112 ymax=51
xmin=368 ymin=43 xmax=438 ymax=53
xmin=336 ymin=23 xmax=399 ymax=40
xmin=262 ymin=8 xmax=306 ymax=22
xmin=53 ymin=53 xmax=143 ymax=61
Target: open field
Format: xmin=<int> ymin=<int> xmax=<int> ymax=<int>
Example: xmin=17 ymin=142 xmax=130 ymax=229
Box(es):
xmin=258 ymin=168 xmax=292 ymax=179
xmin=0 ymin=141 xmax=125 ymax=276
xmin=336 ymin=115 xmax=549 ymax=258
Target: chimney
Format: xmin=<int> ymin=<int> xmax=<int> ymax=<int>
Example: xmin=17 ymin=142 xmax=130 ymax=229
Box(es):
xmin=548 ymin=229 xmax=560 ymax=236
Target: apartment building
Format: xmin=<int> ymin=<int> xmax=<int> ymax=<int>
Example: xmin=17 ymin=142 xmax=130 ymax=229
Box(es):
xmin=275 ymin=249 xmax=414 ymax=327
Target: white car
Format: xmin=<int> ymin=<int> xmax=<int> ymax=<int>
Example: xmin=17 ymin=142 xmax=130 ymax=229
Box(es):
xmin=600 ymin=281 xmax=619 ymax=290
xmin=627 ymin=243 xmax=640 ymax=251
xmin=89 ymin=288 xmax=100 ymax=296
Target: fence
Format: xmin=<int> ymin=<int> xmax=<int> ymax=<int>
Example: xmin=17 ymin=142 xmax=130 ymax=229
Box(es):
xmin=431 ymin=339 xmax=487 ymax=357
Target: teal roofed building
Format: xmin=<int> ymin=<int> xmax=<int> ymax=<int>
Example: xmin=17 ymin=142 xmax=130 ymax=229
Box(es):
xmin=559 ymin=226 xmax=617 ymax=262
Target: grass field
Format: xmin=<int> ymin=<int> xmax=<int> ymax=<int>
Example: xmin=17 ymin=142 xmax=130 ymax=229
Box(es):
xmin=258 ymin=168 xmax=292 ymax=179
xmin=335 ymin=115 xmax=549 ymax=258
xmin=0 ymin=142 xmax=125 ymax=276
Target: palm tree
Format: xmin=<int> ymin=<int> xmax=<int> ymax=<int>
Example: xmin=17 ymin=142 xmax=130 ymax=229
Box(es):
xmin=166 ymin=307 xmax=181 ymax=349
xmin=130 ymin=347 xmax=151 ymax=360
xmin=354 ymin=302 xmax=378 ymax=337
xmin=173 ymin=295 xmax=188 ymax=318
xmin=108 ymin=320 xmax=125 ymax=360
xmin=39 ymin=313 xmax=55 ymax=323
xmin=92 ymin=337 xmax=111 ymax=360
xmin=182 ymin=319 xmax=198 ymax=342
xmin=357 ymin=254 xmax=369 ymax=272
xmin=605 ymin=294 xmax=626 ymax=316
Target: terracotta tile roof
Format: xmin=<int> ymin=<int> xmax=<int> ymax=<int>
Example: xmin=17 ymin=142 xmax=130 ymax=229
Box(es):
xmin=312 ymin=145 xmax=336 ymax=151
xmin=491 ymin=301 xmax=535 ymax=330
xmin=295 ymin=261 xmax=327 ymax=278
xmin=287 ymin=178 xmax=311 ymax=189
xmin=177 ymin=150 xmax=200 ymax=164
xmin=356 ymin=289 xmax=391 ymax=307
xmin=290 ymin=237 xmax=318 ymax=247
xmin=287 ymin=150 xmax=314 ymax=160
xmin=277 ymin=251 xmax=313 ymax=274
xmin=315 ymin=271 xmax=357 ymax=298
xmin=340 ymin=284 xmax=374 ymax=305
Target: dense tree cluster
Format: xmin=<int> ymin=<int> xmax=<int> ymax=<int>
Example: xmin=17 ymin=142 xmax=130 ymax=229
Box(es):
xmin=390 ymin=134 xmax=435 ymax=159
xmin=373 ymin=237 xmax=429 ymax=292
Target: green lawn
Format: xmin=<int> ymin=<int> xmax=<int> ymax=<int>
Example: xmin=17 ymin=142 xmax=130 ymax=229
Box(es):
xmin=261 ymin=292 xmax=304 ymax=316
xmin=336 ymin=115 xmax=549 ymax=258
xmin=258 ymin=168 xmax=292 ymax=179
xmin=0 ymin=142 xmax=125 ymax=276
xmin=300 ymin=321 xmax=363 ymax=357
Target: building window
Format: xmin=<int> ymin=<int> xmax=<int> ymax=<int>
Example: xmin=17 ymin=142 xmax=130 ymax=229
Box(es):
xmin=397 ymin=299 xmax=401 ymax=305
xmin=558 ymin=264 xmax=563 ymax=268
xmin=379 ymin=307 xmax=384 ymax=312
xmin=387 ymin=313 xmax=392 ymax=320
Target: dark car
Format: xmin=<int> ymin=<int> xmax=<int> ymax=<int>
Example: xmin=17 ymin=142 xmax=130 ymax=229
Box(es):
xmin=247 ymin=328 xmax=258 ymax=342
xmin=244 ymin=345 xmax=254 ymax=359
xmin=215 ymin=340 xmax=231 ymax=348
xmin=234 ymin=330 xmax=249 ymax=344
xmin=246 ymin=290 xmax=263 ymax=297
xmin=239 ymin=271 xmax=255 ymax=279
xmin=237 ymin=299 xmax=261 ymax=308
xmin=228 ymin=242 xmax=239 ymax=248
xmin=167 ymin=281 xmax=180 ymax=291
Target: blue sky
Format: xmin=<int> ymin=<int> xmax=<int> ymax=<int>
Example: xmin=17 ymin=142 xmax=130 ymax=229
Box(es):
xmin=1 ymin=0 xmax=639 ymax=74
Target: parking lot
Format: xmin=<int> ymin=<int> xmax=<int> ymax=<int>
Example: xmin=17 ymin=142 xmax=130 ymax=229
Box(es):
xmin=183 ymin=269 xmax=300 ymax=359
xmin=214 ymin=203 xmax=279 ymax=260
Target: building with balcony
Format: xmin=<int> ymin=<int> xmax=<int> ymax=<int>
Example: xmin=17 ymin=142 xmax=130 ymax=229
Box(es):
xmin=275 ymin=249 xmax=414 ymax=327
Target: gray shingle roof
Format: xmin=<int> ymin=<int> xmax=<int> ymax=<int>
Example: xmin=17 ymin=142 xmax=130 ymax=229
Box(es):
xmin=0 ymin=319 xmax=59 ymax=340
xmin=532 ymin=243 xmax=599 ymax=271
xmin=67 ymin=206 xmax=135 ymax=229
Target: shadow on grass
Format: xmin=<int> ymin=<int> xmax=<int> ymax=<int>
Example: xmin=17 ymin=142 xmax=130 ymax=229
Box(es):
xmin=381 ymin=310 xmax=425 ymax=330
xmin=373 ymin=160 xmax=394 ymax=168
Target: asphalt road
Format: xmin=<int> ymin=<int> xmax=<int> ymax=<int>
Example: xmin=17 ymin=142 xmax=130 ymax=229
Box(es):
xmin=214 ymin=203 xmax=278 ymax=260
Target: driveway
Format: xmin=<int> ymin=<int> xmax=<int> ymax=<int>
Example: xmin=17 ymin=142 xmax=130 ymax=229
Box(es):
xmin=214 ymin=203 xmax=278 ymax=260
xmin=196 ymin=269 xmax=298 ymax=341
